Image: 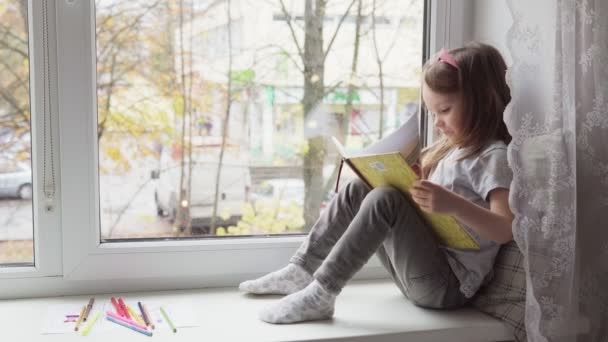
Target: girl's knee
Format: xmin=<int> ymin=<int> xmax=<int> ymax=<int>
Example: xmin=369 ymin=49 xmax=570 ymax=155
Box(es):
xmin=411 ymin=297 xmax=465 ymax=310
xmin=410 ymin=290 xmax=449 ymax=309
xmin=343 ymin=179 xmax=372 ymax=198
xmin=335 ymin=179 xmax=371 ymax=205
xmin=372 ymin=186 xmax=401 ymax=195
xmin=366 ymin=186 xmax=405 ymax=204
xmin=409 ymin=283 xmax=468 ymax=310
xmin=346 ymin=178 xmax=369 ymax=192
xmin=411 ymin=298 xmax=444 ymax=309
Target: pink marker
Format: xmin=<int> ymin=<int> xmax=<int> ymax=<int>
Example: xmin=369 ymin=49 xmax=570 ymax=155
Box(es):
xmin=106 ymin=311 xmax=148 ymax=331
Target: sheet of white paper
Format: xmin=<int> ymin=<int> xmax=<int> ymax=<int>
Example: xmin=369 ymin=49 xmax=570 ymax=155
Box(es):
xmin=41 ymin=302 xmax=110 ymax=334
xmin=42 ymin=298 xmax=200 ymax=335
xmin=144 ymin=300 xmax=201 ymax=333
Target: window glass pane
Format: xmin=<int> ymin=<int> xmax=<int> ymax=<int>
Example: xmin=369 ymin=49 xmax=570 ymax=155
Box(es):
xmin=96 ymin=0 xmax=423 ymax=240
xmin=0 ymin=1 xmax=34 ymax=264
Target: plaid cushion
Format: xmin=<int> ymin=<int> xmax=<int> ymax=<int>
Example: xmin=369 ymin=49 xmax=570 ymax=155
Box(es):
xmin=471 ymin=241 xmax=527 ymax=342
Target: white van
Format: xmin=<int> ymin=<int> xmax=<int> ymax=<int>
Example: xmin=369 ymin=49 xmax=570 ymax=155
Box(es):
xmin=151 ymin=136 xmax=251 ymax=234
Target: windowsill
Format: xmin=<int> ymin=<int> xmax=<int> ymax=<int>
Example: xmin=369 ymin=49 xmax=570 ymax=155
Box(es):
xmin=0 ymin=279 xmax=514 ymax=341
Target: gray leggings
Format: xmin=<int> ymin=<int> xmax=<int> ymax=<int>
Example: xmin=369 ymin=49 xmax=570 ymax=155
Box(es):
xmin=290 ymin=179 xmax=468 ymax=309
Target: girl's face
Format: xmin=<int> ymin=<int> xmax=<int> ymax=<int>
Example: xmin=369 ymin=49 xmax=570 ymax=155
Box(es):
xmin=422 ymin=82 xmax=465 ymax=144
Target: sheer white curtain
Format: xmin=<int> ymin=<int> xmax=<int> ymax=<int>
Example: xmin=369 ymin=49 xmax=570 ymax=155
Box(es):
xmin=505 ymin=0 xmax=607 ymax=341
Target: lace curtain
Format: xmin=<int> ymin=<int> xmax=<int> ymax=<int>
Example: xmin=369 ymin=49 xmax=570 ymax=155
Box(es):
xmin=505 ymin=0 xmax=607 ymax=341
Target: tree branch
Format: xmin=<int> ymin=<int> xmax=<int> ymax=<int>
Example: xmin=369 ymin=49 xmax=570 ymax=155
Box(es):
xmin=0 ymin=88 xmax=27 ymax=121
xmin=323 ymin=0 xmax=357 ymax=62
xmin=323 ymin=80 xmax=343 ymax=98
xmin=278 ymin=0 xmax=304 ymax=63
xmin=381 ymin=0 xmax=417 ymax=62
xmin=96 ymin=0 xmax=163 ymax=62
xmin=0 ymin=59 xmax=28 ymax=92
xmin=268 ymin=44 xmax=304 ymax=73
xmin=0 ymin=24 xmax=28 ymax=47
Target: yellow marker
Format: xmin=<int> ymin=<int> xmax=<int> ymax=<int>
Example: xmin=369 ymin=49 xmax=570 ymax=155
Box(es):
xmin=74 ymin=305 xmax=86 ymax=331
xmin=80 ymin=311 xmax=100 ymax=336
xmin=126 ymin=304 xmax=146 ymax=326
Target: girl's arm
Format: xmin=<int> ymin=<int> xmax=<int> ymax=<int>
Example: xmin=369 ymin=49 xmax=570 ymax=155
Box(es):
xmin=450 ymin=188 xmax=514 ymax=244
xmin=411 ymin=181 xmax=514 ymax=244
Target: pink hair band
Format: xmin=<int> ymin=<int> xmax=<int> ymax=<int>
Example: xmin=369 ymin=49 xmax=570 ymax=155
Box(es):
xmin=438 ymin=48 xmax=459 ymax=70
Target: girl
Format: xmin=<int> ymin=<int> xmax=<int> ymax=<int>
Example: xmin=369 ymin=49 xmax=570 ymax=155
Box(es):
xmin=239 ymin=42 xmax=514 ymax=324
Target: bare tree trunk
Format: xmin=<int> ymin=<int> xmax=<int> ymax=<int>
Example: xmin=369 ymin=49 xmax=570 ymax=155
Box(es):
xmin=157 ymin=1 xmax=182 ymax=237
xmin=176 ymin=0 xmax=190 ymax=232
xmin=342 ymin=0 xmax=362 ymax=139
xmin=302 ymin=0 xmax=326 ymax=230
xmin=210 ymin=0 xmax=233 ymax=233
xmin=98 ymin=49 xmax=117 ymax=140
xmin=323 ymin=0 xmax=363 ymax=196
xmin=96 ymin=1 xmax=162 ymax=140
xmin=185 ymin=0 xmax=195 ymax=236
xmin=17 ymin=0 xmax=27 ymax=29
xmin=372 ymin=0 xmax=385 ymax=139
xmin=279 ymin=0 xmax=355 ymax=230
xmin=165 ymin=2 xmax=178 ymax=94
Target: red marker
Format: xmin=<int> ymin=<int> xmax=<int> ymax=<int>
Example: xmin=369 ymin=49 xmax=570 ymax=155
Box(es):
xmin=118 ymin=297 xmax=131 ymax=319
xmin=110 ymin=297 xmax=123 ymax=317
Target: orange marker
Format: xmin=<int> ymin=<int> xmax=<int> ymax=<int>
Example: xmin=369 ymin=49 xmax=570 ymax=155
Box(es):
xmin=74 ymin=305 xmax=86 ymax=331
xmin=82 ymin=297 xmax=95 ymax=321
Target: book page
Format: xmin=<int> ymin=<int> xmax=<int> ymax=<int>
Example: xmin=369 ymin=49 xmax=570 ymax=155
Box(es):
xmin=359 ymin=111 xmax=419 ymax=161
xmin=331 ymin=110 xmax=420 ymax=165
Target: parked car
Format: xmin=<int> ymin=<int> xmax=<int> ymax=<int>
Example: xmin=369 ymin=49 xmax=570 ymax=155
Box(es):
xmin=0 ymin=162 xmax=32 ymax=200
xmin=151 ymin=138 xmax=251 ymax=234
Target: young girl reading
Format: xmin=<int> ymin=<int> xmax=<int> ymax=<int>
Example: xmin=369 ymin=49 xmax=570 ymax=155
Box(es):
xmin=239 ymin=42 xmax=514 ymax=324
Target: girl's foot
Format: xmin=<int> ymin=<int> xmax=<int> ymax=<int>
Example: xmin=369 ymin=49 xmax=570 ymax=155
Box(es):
xmin=259 ymin=280 xmax=336 ymax=324
xmin=239 ymin=263 xmax=313 ymax=295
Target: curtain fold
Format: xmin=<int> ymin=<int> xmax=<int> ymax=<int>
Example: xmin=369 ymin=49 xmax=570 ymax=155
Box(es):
xmin=505 ymin=0 xmax=607 ymax=341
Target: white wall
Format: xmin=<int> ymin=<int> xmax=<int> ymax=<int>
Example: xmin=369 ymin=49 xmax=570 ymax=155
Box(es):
xmin=471 ymin=0 xmax=513 ymax=66
xmin=471 ymin=0 xmax=557 ymax=115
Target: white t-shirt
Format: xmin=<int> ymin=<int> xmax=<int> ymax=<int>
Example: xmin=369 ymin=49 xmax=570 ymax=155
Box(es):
xmin=428 ymin=140 xmax=512 ymax=298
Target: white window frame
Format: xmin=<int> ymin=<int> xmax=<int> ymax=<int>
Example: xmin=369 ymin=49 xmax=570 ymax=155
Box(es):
xmin=0 ymin=0 xmax=62 ymax=281
xmin=0 ymin=0 xmax=470 ymax=299
xmin=424 ymin=0 xmax=473 ymax=145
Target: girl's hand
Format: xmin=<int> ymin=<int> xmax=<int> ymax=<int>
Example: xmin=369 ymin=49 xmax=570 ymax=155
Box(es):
xmin=410 ymin=180 xmax=459 ymax=214
xmin=410 ymin=157 xmax=422 ymax=178
xmin=411 ymin=162 xmax=422 ymax=178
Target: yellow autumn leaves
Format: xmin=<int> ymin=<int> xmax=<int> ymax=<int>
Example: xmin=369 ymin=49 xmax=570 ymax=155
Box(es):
xmin=215 ymin=201 xmax=305 ymax=236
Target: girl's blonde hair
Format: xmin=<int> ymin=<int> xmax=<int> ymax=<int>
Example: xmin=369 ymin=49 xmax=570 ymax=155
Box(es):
xmin=420 ymin=42 xmax=511 ymax=179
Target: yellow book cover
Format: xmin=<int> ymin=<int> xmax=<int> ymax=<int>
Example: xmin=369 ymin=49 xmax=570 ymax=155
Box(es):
xmin=331 ymin=117 xmax=479 ymax=250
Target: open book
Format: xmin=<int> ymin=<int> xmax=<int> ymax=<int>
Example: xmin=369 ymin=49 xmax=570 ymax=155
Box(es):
xmin=331 ymin=115 xmax=479 ymax=250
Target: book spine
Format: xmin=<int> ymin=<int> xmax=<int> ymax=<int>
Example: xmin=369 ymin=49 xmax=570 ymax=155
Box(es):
xmin=335 ymin=159 xmax=345 ymax=193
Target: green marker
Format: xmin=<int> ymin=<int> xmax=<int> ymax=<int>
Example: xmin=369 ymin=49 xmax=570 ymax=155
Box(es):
xmin=160 ymin=307 xmax=177 ymax=333
xmin=81 ymin=310 xmax=100 ymax=336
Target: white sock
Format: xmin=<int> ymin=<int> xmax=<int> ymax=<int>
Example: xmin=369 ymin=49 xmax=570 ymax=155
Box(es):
xmin=259 ymin=280 xmax=337 ymax=324
xmin=239 ymin=263 xmax=313 ymax=295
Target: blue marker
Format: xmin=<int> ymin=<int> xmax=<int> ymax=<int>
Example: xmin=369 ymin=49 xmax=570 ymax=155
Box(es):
xmin=106 ymin=316 xmax=153 ymax=337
